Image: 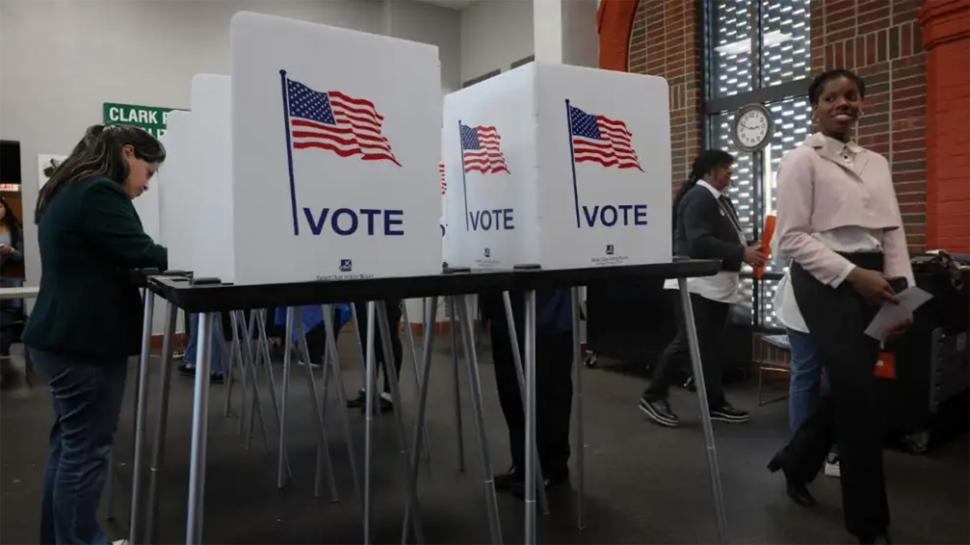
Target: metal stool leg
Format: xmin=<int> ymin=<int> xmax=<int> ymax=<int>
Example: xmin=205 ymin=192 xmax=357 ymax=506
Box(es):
xmin=500 ymin=291 xmax=550 ymax=516
xmin=277 ymin=308 xmax=295 ymax=489
xmin=322 ymin=304 xmax=361 ymax=500
xmin=376 ymin=302 xmax=425 ymax=544
xmin=570 ymin=287 xmax=587 ymax=529
xmin=186 ymin=312 xmax=214 ymax=544
xmin=401 ymin=296 xmax=439 ymax=543
xmin=448 ymin=297 xmax=466 ymax=473
xmin=145 ymin=302 xmax=178 ymax=544
xmin=677 ymin=280 xmax=728 ymax=544
xmin=457 ymin=295 xmax=503 ymax=545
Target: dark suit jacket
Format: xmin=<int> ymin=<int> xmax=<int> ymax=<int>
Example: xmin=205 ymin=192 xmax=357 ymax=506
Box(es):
xmin=673 ymin=184 xmax=745 ymax=272
xmin=24 ymin=177 xmax=167 ymax=360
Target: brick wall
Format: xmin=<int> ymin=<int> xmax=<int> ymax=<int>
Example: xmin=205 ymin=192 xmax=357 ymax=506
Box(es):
xmin=625 ymin=0 xmax=929 ymax=252
xmin=627 ymin=0 xmax=704 ymax=194
xmin=812 ymin=0 xmax=927 ymax=251
xmin=920 ymin=0 xmax=970 ymax=252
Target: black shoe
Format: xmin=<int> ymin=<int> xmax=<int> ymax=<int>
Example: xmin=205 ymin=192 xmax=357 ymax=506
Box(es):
xmin=346 ymin=388 xmax=366 ymax=408
xmin=346 ymin=390 xmax=393 ymax=413
xmin=710 ymin=402 xmax=750 ymax=423
xmin=767 ymin=451 xmax=816 ymax=507
xmin=638 ymin=396 xmax=679 ymax=427
xmin=209 ymin=372 xmax=224 ymax=385
xmin=494 ymin=466 xmax=524 ymax=492
xmin=511 ymin=468 xmax=569 ymax=498
xmin=178 ymin=363 xmax=196 ymax=376
xmin=859 ymin=533 xmax=892 ymax=544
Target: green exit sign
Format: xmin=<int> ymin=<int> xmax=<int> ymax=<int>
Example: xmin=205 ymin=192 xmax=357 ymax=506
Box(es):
xmin=103 ymin=102 xmax=180 ymax=138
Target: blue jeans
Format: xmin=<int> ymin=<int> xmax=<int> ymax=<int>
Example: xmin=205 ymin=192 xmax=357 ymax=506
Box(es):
xmin=30 ymin=348 xmax=127 ymax=545
xmin=787 ymin=328 xmax=826 ymax=433
xmin=184 ymin=314 xmax=226 ymax=374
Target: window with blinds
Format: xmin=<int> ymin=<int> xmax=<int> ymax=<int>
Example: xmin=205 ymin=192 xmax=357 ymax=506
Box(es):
xmin=704 ymin=0 xmax=812 ymax=330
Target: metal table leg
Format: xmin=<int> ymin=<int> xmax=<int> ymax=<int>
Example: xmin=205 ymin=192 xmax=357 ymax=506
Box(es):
xmin=128 ymin=292 xmax=157 ymax=544
xmin=448 ymin=297 xmax=466 ymax=473
xmin=570 ymin=287 xmax=587 ymax=530
xmin=322 ymin=304 xmax=361 ymax=500
xmin=296 ymin=318 xmax=339 ymax=502
xmin=186 ymin=312 xmax=214 ymax=544
xmin=277 ymin=308 xmax=295 ymax=489
xmin=401 ymin=296 xmax=439 ymax=543
xmin=223 ymin=319 xmax=237 ymax=418
xmin=457 ymin=295 xmax=503 ymax=544
xmin=523 ymin=290 xmax=537 ymax=545
xmin=500 ymin=291 xmax=550 ymax=516
xmin=376 ymin=302 xmax=425 ymax=544
xmin=363 ymin=301 xmax=377 ymax=544
xmin=145 ymin=301 xmax=178 ymax=544
xmin=400 ymin=300 xmax=432 ymax=462
xmin=677 ymin=280 xmax=728 ymax=544
xmin=233 ymin=311 xmax=271 ymax=453
xmin=255 ymin=310 xmax=292 ymax=479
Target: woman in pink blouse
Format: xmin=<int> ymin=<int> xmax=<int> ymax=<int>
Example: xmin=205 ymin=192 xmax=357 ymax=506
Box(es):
xmin=767 ymin=69 xmax=913 ymax=545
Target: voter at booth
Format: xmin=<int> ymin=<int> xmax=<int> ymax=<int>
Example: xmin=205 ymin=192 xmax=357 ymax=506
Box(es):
xmin=179 ymin=313 xmax=228 ymax=383
xmin=346 ymin=299 xmax=403 ymax=413
xmin=639 ymin=149 xmax=767 ymax=428
xmin=480 ymin=289 xmax=573 ymax=494
xmin=23 ymin=124 xmax=168 ymax=544
xmin=768 ymin=69 xmax=913 ymax=545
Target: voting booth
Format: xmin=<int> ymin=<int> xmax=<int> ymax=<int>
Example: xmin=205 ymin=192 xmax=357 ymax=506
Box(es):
xmin=230 ymin=12 xmax=442 ymax=284
xmin=442 ymin=62 xmax=672 ymax=270
xmin=158 ymin=74 xmax=235 ymax=282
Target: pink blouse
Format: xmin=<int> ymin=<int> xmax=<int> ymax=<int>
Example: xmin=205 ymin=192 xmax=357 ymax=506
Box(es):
xmin=775 ymin=133 xmax=913 ymax=287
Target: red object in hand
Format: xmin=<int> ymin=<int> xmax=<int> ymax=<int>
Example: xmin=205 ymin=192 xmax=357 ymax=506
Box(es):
xmin=754 ymin=215 xmax=776 ymax=279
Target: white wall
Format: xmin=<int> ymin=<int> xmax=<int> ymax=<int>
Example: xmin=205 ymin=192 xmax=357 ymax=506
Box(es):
xmin=460 ymin=0 xmax=533 ymax=84
xmin=0 ymin=0 xmax=461 ymax=300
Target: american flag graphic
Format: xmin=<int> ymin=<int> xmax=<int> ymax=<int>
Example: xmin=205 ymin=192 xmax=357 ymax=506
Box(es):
xmin=438 ymin=161 xmax=447 ymax=195
xmin=459 ymin=124 xmax=510 ymax=175
xmin=285 ymin=77 xmax=400 ymax=166
xmin=568 ymin=104 xmax=642 ymax=171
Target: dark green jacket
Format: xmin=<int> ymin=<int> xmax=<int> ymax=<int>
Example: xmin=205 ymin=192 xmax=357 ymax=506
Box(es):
xmin=24 ymin=177 xmax=167 ymax=360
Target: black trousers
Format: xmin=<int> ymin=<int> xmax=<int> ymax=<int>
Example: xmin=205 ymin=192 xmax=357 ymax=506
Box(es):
xmin=783 ymin=255 xmax=889 ymax=540
xmin=645 ymin=291 xmax=728 ymax=407
xmin=304 ymin=307 xmax=343 ymax=365
xmin=354 ymin=300 xmax=403 ymax=393
xmin=484 ymin=294 xmax=573 ymax=477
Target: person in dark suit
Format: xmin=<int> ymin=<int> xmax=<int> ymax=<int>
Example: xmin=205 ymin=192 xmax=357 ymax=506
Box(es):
xmin=345 ymin=299 xmax=404 ymax=412
xmin=639 ymin=149 xmax=767 ymax=427
xmin=481 ymin=289 xmax=573 ymax=494
xmin=24 ymin=124 xmax=167 ymax=544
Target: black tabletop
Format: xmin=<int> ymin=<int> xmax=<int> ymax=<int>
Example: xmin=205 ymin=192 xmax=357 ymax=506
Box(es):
xmin=147 ymin=259 xmax=719 ymax=313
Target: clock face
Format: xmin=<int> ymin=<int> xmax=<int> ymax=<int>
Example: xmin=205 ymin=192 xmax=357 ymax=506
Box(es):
xmin=734 ymin=107 xmax=771 ymax=151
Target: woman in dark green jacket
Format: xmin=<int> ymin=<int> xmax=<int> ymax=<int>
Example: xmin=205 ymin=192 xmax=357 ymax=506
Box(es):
xmin=24 ymin=124 xmax=167 ymax=545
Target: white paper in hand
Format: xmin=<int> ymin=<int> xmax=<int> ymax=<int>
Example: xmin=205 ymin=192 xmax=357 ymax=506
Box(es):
xmin=864 ymin=287 xmax=934 ymax=341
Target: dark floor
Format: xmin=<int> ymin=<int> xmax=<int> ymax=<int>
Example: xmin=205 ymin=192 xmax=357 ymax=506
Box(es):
xmin=2 ymin=331 xmax=968 ymax=545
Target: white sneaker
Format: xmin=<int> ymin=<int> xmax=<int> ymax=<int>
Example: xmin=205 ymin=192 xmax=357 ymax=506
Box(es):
xmin=824 ymin=453 xmax=841 ymax=478
xmin=113 ymin=539 xmax=130 ymax=545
